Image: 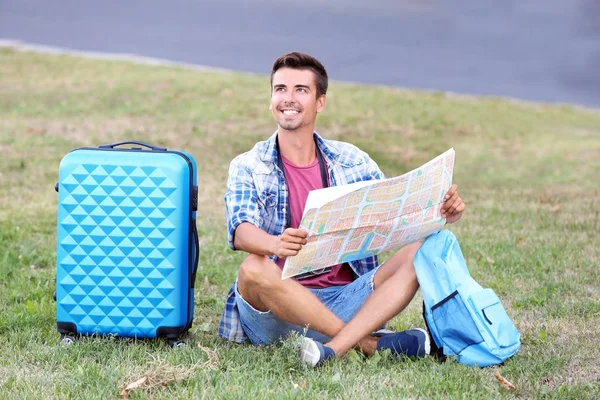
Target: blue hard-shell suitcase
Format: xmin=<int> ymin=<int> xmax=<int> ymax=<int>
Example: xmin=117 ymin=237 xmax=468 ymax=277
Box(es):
xmin=54 ymin=141 xmax=198 ymax=345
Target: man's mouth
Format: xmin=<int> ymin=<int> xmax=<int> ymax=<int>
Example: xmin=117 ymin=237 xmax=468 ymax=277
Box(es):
xmin=278 ymin=106 xmax=301 ymax=116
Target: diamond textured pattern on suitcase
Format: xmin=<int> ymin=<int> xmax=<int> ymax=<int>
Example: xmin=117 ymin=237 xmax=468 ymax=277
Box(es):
xmin=57 ymin=163 xmax=180 ymax=337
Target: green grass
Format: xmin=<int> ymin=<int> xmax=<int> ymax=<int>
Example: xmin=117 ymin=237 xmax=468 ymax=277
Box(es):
xmin=1 ymin=47 xmax=599 ymax=399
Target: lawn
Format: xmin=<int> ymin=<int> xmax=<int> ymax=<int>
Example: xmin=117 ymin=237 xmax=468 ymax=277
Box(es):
xmin=0 ymin=47 xmax=599 ymax=399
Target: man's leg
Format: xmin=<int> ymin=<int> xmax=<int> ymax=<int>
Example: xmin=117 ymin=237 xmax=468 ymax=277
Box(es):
xmin=237 ymin=253 xmax=346 ymax=339
xmin=323 ymin=241 xmax=423 ymax=356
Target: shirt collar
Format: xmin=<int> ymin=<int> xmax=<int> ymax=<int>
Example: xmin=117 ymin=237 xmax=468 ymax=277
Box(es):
xmin=259 ymin=131 xmax=360 ymax=167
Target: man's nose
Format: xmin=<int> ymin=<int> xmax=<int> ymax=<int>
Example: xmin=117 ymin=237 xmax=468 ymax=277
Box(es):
xmin=284 ymin=90 xmax=296 ymax=103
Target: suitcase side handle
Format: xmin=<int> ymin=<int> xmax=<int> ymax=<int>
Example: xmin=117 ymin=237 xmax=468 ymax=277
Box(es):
xmin=190 ymin=220 xmax=200 ymax=288
xmin=98 ymin=141 xmax=167 ymax=151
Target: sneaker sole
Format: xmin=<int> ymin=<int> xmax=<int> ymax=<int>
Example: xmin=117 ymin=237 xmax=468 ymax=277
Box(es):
xmin=412 ymin=328 xmax=431 ymax=356
xmin=300 ymin=337 xmax=320 ymax=367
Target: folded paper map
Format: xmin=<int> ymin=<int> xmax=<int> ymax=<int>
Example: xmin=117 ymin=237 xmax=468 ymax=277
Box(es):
xmin=282 ymin=148 xmax=455 ymax=279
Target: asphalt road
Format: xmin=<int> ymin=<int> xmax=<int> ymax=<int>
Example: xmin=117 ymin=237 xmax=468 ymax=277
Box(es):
xmin=2 ymin=0 xmax=600 ymax=108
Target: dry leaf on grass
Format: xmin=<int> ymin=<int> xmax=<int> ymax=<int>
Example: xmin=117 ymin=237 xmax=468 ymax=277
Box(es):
xmin=198 ymin=344 xmax=219 ymax=369
xmin=25 ymin=128 xmax=46 ymax=136
xmin=292 ymin=379 xmax=307 ymax=390
xmin=120 ymin=376 xmax=148 ymax=398
xmin=477 ymin=250 xmax=495 ymax=264
xmin=550 ymin=204 xmax=561 ymax=212
xmin=542 ymin=377 xmax=555 ymax=388
xmin=120 ymin=358 xmax=213 ymax=398
xmin=494 ymin=369 xmax=517 ymax=391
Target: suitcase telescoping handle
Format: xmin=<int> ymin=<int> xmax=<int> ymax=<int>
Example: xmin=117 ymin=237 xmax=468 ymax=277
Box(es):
xmin=98 ymin=141 xmax=167 ymax=151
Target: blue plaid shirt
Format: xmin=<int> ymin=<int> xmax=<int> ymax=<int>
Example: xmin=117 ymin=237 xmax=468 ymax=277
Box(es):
xmin=218 ymin=132 xmax=385 ymax=343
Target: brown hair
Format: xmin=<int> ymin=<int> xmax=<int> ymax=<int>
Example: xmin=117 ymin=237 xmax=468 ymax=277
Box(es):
xmin=270 ymin=52 xmax=328 ymax=98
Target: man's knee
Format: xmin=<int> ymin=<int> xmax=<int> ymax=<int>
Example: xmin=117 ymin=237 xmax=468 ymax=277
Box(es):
xmin=238 ymin=254 xmax=280 ymax=290
xmin=393 ymin=244 xmax=420 ymax=286
xmin=399 ymin=242 xmax=420 ymax=279
xmin=237 ymin=255 xmax=283 ymax=312
xmin=402 ymin=240 xmax=422 ymax=262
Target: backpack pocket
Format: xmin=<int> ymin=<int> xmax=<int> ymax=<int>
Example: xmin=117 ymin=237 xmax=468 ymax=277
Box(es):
xmin=431 ymin=290 xmax=483 ymax=354
xmin=468 ymin=288 xmax=520 ymax=349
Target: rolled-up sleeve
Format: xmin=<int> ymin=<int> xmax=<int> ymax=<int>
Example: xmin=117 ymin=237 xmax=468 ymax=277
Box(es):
xmin=365 ymin=156 xmax=385 ymax=180
xmin=353 ymin=146 xmax=386 ymax=181
xmin=224 ymin=157 xmax=261 ymax=250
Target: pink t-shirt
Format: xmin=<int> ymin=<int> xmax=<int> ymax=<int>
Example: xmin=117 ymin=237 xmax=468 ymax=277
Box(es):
xmin=275 ymin=155 xmax=354 ymax=289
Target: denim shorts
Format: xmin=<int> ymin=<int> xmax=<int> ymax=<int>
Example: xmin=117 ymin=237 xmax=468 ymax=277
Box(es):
xmin=235 ymin=268 xmax=378 ymax=345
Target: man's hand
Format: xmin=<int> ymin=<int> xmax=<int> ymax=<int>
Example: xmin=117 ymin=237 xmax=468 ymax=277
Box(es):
xmin=440 ymin=184 xmax=466 ymax=224
xmin=273 ymin=228 xmax=308 ymax=258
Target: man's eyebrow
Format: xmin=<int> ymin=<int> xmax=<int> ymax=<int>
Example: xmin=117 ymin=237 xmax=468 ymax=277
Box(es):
xmin=273 ymin=84 xmax=311 ymax=90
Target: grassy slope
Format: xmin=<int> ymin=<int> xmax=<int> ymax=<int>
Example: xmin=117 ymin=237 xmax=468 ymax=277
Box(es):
xmin=0 ymin=48 xmax=599 ymax=399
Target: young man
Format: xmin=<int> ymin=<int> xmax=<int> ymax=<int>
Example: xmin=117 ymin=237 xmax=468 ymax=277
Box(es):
xmin=219 ymin=52 xmax=466 ymax=367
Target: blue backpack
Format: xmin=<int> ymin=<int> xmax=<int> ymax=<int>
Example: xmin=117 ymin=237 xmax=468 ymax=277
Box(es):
xmin=414 ymin=230 xmax=520 ymax=367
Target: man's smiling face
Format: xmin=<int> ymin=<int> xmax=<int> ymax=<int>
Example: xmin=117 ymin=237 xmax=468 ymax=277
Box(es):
xmin=270 ymin=68 xmax=326 ymax=132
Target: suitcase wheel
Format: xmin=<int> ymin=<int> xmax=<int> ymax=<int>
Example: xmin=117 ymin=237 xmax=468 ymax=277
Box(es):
xmin=60 ymin=335 xmax=76 ymax=346
xmin=168 ymin=339 xmax=185 ymax=348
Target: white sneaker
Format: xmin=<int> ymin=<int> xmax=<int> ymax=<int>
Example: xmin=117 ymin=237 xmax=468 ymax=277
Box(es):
xmin=300 ymin=337 xmax=336 ymax=367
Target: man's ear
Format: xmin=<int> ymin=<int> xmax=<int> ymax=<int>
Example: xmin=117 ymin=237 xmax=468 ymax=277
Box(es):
xmin=269 ymin=104 xmax=273 ymax=111
xmin=316 ymin=94 xmax=326 ymax=113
